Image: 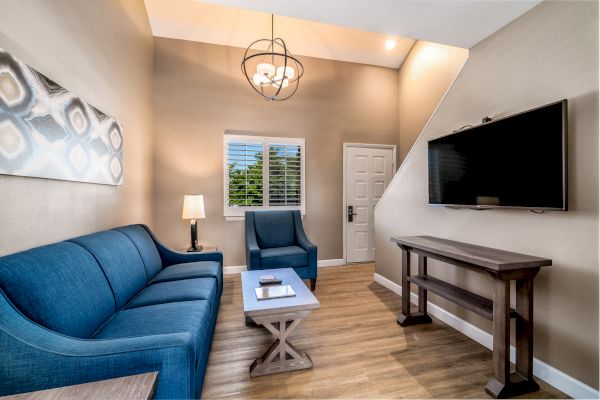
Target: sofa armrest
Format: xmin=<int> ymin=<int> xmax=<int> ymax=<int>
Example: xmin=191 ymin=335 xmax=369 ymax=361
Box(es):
xmin=140 ymin=225 xmax=223 ymax=267
xmin=292 ymin=211 xmax=317 ymax=274
xmin=244 ymin=212 xmax=261 ymax=270
xmin=0 ymin=293 xmax=195 ymax=398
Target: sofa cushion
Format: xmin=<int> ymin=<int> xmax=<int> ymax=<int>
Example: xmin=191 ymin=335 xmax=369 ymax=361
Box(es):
xmin=253 ymin=211 xmax=295 ymax=249
xmin=0 ymin=242 xmax=115 ymax=338
xmin=151 ymin=261 xmax=222 ymax=293
xmin=126 ymin=278 xmax=218 ymax=310
xmin=113 ymin=225 xmax=163 ymax=281
xmin=69 ymin=230 xmax=147 ymax=310
xmin=94 ymin=300 xmax=212 ymax=359
xmin=260 ymin=246 xmax=308 ymax=269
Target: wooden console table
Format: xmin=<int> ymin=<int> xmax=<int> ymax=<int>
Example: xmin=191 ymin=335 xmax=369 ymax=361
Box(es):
xmin=391 ymin=236 xmax=551 ymax=399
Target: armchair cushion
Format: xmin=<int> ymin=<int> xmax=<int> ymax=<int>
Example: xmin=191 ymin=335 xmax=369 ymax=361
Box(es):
xmin=260 ymin=246 xmax=308 ymax=269
xmin=126 ymin=278 xmax=218 ymax=311
xmin=151 ymin=260 xmax=222 ymax=293
xmin=253 ymin=210 xmax=295 ymax=249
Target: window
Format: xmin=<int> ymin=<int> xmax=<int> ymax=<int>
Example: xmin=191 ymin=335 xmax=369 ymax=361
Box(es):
xmin=224 ymin=134 xmax=305 ymax=218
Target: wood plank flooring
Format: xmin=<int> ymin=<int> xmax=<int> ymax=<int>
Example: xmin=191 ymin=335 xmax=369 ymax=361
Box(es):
xmin=202 ymin=264 xmax=567 ymax=399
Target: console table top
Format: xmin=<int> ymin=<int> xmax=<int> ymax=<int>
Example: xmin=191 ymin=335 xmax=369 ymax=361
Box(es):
xmin=391 ymin=236 xmax=552 ymax=272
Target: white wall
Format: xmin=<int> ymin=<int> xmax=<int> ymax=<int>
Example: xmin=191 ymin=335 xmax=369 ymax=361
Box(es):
xmin=375 ymin=0 xmax=598 ymax=389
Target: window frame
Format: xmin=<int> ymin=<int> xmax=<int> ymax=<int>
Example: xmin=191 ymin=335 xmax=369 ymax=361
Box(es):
xmin=223 ymin=134 xmax=306 ymax=219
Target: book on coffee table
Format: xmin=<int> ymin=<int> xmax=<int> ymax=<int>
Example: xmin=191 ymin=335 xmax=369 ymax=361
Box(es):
xmin=258 ymin=274 xmax=282 ymax=285
xmin=255 ymin=284 xmax=296 ymax=300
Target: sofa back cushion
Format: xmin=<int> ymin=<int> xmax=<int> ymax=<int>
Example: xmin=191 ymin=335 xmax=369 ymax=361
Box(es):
xmin=0 ymin=242 xmax=115 ymax=338
xmin=114 ymin=225 xmax=162 ymax=281
xmin=253 ymin=210 xmax=295 ymax=249
xmin=69 ymin=230 xmax=147 ymax=310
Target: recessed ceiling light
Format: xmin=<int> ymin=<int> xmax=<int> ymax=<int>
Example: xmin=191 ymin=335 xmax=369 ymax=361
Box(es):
xmin=385 ymin=39 xmax=396 ymax=50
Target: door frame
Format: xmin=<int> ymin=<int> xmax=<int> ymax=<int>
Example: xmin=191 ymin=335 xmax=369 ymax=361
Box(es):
xmin=342 ymin=143 xmax=397 ymax=264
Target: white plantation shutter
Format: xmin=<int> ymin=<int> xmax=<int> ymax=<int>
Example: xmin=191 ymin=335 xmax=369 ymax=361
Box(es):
xmin=268 ymin=144 xmax=302 ymax=206
xmin=226 ymin=141 xmax=264 ymax=206
xmin=224 ymin=135 xmax=305 ymax=217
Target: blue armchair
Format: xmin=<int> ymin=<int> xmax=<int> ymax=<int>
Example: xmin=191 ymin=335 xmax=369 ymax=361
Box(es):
xmin=245 ymin=210 xmax=318 ymax=290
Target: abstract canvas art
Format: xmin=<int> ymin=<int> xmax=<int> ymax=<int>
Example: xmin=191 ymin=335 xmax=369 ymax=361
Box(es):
xmin=0 ymin=48 xmax=123 ymax=185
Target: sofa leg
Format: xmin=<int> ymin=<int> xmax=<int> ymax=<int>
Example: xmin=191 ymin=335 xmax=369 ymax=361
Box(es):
xmin=310 ymin=279 xmax=316 ymax=291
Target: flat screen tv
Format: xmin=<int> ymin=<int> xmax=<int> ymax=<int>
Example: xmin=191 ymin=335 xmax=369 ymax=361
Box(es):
xmin=428 ymin=100 xmax=567 ymax=211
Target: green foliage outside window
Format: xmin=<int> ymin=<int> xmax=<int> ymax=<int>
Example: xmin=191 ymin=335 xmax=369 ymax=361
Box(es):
xmin=227 ymin=143 xmax=302 ymax=207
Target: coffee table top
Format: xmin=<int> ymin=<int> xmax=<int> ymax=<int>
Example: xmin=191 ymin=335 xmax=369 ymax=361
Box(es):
xmin=241 ymin=268 xmax=320 ymax=317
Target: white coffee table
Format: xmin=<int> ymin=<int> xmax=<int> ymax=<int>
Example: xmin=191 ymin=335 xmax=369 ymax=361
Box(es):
xmin=241 ymin=268 xmax=320 ymax=377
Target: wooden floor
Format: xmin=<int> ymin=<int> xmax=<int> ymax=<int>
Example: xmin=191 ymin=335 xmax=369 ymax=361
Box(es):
xmin=202 ymin=264 xmax=567 ymax=399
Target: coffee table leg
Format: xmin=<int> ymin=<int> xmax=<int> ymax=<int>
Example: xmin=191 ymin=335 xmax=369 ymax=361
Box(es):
xmin=249 ymin=311 xmax=313 ymax=377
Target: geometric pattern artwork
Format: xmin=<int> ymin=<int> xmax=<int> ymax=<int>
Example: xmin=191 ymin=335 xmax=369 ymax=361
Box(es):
xmin=0 ymin=48 xmax=123 ymax=185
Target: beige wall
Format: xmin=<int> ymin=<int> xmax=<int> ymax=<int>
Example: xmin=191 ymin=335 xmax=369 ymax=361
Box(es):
xmin=152 ymin=38 xmax=398 ymax=266
xmin=398 ymin=41 xmax=468 ymax=163
xmin=375 ymin=0 xmax=598 ymax=389
xmin=0 ymin=0 xmax=154 ymax=256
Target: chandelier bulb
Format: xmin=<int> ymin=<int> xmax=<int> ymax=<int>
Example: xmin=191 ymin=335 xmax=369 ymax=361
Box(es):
xmin=257 ymin=63 xmax=275 ymax=78
xmin=276 ymin=66 xmax=295 ymax=80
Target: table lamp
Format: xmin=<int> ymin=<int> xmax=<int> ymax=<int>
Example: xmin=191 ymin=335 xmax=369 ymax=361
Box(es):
xmin=182 ymin=194 xmax=205 ymax=252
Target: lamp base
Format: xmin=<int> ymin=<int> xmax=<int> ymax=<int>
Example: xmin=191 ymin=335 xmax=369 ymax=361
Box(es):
xmin=187 ymin=245 xmax=203 ymax=252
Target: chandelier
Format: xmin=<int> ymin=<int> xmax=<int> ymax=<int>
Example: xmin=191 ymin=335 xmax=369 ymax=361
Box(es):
xmin=241 ymin=15 xmax=304 ymax=101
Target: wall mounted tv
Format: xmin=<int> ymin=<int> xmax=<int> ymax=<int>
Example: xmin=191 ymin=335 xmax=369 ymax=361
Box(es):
xmin=428 ymin=100 xmax=567 ymax=211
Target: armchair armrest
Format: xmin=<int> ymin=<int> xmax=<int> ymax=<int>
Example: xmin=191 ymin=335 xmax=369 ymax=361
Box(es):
xmin=245 ymin=212 xmax=261 ymax=270
xmin=0 ymin=293 xmax=194 ymax=398
xmin=141 ymin=224 xmax=223 ymax=267
xmin=292 ymin=211 xmax=317 ymax=274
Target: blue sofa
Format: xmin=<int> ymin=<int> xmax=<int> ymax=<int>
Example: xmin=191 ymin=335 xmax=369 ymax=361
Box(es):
xmin=0 ymin=224 xmax=222 ymax=399
xmin=245 ymin=210 xmax=317 ymax=290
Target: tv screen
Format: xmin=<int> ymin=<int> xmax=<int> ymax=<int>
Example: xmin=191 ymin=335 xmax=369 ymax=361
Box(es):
xmin=428 ymin=100 xmax=567 ymax=210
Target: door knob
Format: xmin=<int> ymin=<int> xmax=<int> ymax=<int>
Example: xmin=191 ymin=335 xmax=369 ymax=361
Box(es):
xmin=348 ymin=205 xmax=357 ymax=222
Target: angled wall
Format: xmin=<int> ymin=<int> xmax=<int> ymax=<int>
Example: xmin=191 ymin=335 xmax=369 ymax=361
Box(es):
xmin=397 ymin=41 xmax=468 ymax=163
xmin=375 ymin=0 xmax=598 ymax=390
xmin=0 ymin=0 xmax=155 ymax=255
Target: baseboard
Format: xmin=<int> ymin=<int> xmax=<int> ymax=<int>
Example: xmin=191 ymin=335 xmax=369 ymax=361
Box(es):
xmin=223 ymin=259 xmax=346 ymax=275
xmin=373 ymin=273 xmax=599 ymax=399
xmin=223 ymin=265 xmax=246 ymax=274
xmin=317 ymin=259 xmax=345 ymax=268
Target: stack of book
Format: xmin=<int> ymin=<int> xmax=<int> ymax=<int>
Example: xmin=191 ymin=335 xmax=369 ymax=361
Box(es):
xmin=258 ymin=274 xmax=282 ymax=285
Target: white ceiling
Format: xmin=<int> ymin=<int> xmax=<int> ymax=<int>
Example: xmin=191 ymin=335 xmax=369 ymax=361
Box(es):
xmin=199 ymin=0 xmax=542 ymax=49
xmin=144 ymin=0 xmax=416 ymax=68
xmin=144 ymin=0 xmax=542 ymax=69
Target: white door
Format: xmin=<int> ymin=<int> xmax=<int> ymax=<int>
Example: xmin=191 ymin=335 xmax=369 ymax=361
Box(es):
xmin=345 ymin=145 xmax=395 ymax=263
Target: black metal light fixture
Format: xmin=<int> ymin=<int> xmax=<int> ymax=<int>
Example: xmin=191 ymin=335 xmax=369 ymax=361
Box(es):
xmin=241 ymin=14 xmax=304 ymax=101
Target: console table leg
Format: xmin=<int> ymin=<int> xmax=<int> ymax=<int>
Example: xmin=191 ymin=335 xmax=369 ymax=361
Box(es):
xmin=418 ymin=255 xmax=428 ymax=315
xmin=401 ymin=250 xmax=410 ymax=316
xmin=486 ymin=277 xmax=540 ymax=398
xmin=397 ymin=249 xmax=431 ymax=326
xmin=515 ymin=278 xmax=539 ymax=391
xmin=486 ymin=278 xmax=510 ymax=398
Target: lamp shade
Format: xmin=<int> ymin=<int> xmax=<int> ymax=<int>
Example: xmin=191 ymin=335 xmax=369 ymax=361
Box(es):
xmin=182 ymin=195 xmax=205 ymax=219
